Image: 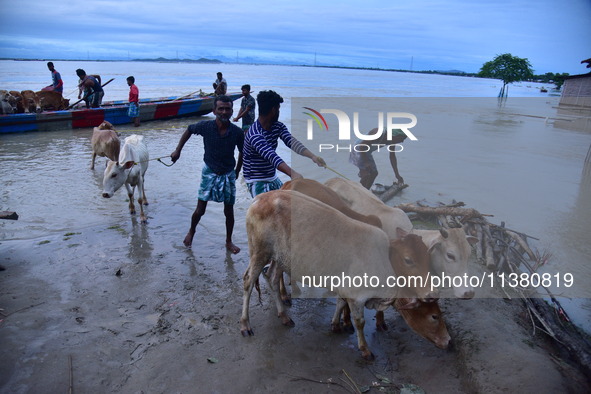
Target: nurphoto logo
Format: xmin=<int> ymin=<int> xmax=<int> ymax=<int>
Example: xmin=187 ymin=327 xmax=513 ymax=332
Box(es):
xmin=303 ymin=107 xmax=418 ymax=153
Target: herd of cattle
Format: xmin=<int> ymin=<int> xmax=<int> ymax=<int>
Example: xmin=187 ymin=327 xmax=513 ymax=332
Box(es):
xmin=88 ymin=121 xmax=480 ymax=360
xmin=241 ymin=177 xmax=479 ymax=360
xmin=0 ymin=89 xmax=70 ymax=114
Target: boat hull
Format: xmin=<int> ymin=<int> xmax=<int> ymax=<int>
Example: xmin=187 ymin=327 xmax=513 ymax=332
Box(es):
xmin=0 ymin=93 xmax=242 ymax=133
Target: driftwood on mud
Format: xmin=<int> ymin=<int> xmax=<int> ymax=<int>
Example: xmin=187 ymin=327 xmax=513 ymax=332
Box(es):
xmin=0 ymin=211 xmax=18 ymax=220
xmin=372 ymin=183 xmax=408 ymax=202
xmin=394 ymin=199 xmax=591 ymax=379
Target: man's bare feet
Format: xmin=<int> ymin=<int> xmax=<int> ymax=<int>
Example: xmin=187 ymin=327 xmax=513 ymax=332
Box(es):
xmin=226 ymin=241 xmax=240 ymax=254
xmin=183 ymin=231 xmax=195 ymax=248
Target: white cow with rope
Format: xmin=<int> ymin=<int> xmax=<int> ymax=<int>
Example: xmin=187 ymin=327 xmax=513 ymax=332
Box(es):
xmin=102 ymin=134 xmax=149 ymax=223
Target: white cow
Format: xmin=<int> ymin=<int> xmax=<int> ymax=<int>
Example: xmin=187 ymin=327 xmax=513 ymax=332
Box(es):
xmin=325 ymin=177 xmax=478 ymax=299
xmin=241 ymin=189 xmax=432 ymax=360
xmin=0 ymin=90 xmax=15 ymax=114
xmin=102 ymin=134 xmax=149 ymax=223
xmin=324 ymin=177 xmax=413 ymax=237
xmin=412 ymin=228 xmax=478 ymax=299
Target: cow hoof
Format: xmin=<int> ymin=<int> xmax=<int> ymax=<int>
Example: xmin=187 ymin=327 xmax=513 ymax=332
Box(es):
xmin=282 ymin=318 xmax=295 ymax=327
xmin=331 ymin=323 xmax=342 ymax=334
xmin=343 ymin=324 xmax=355 ymax=334
xmin=361 ymin=351 xmax=375 ymax=361
xmin=376 ymin=322 xmax=389 ymax=332
xmin=282 ymin=298 xmax=292 ymax=307
xmin=241 ymin=329 xmax=254 ymax=336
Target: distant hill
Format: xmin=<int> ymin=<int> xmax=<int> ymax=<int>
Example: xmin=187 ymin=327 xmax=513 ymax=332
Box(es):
xmin=133 ymin=57 xmax=222 ymax=64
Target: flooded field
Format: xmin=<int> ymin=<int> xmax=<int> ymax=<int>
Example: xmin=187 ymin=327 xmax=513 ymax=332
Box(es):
xmin=1 ymin=62 xmax=590 ymax=392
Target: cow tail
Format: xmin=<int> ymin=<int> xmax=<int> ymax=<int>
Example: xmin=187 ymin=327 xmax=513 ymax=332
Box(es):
xmin=255 ymin=277 xmax=262 ymax=304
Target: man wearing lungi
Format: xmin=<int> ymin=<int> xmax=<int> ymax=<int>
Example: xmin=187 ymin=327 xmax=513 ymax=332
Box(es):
xmin=171 ymin=95 xmax=244 ymax=253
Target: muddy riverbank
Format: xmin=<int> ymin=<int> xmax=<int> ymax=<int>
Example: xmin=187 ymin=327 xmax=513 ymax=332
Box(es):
xmin=1 ymin=162 xmax=589 ymax=392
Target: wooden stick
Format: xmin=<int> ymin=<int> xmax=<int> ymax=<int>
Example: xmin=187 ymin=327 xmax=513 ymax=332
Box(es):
xmin=506 ymin=230 xmax=536 ymax=261
xmin=474 ymin=224 xmax=484 ymax=262
xmin=341 ymin=369 xmax=362 ymax=394
xmin=396 ymin=203 xmax=492 ymax=219
xmin=173 ymin=89 xmax=204 ymax=101
xmin=378 ymin=183 xmax=408 ymax=202
xmin=0 ymin=211 xmax=18 ymax=220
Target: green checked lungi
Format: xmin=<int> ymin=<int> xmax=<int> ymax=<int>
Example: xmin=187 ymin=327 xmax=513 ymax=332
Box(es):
xmin=128 ymin=102 xmax=139 ymax=118
xmin=246 ymin=177 xmax=283 ymax=198
xmin=198 ymin=165 xmax=237 ymax=204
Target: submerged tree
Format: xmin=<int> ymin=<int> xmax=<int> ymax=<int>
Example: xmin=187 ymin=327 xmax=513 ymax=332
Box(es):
xmin=479 ymin=53 xmax=534 ymax=97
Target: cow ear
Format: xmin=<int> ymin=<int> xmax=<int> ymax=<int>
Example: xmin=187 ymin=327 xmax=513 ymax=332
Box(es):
xmin=427 ymin=240 xmax=442 ymax=254
xmin=397 ymin=298 xmax=420 ymax=310
xmin=396 ymin=227 xmax=409 ymax=239
xmin=466 ymin=235 xmax=479 ymax=245
xmin=124 ymin=161 xmax=135 ymax=169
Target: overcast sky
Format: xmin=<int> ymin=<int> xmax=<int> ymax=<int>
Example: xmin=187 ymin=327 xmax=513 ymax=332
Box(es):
xmin=0 ymin=0 xmax=589 ymax=74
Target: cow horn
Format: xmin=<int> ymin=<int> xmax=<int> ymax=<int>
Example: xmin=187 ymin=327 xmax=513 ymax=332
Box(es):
xmin=440 ymin=228 xmax=449 ymax=239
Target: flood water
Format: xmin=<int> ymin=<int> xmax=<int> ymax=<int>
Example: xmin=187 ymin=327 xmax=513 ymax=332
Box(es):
xmin=1 ymin=61 xmax=590 ymax=330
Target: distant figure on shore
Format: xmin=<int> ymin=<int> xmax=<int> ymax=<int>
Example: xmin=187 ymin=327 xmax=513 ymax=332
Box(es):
xmin=233 ymin=84 xmax=256 ymax=131
xmin=43 ymin=62 xmax=63 ymax=94
xmin=349 ymin=128 xmax=407 ymax=190
xmin=127 ymin=76 xmax=140 ymax=127
xmin=170 ymin=95 xmax=244 ymax=253
xmin=242 ymin=90 xmax=326 ymax=197
xmin=76 ymin=69 xmax=103 ymax=108
xmin=213 ymin=72 xmax=227 ymax=95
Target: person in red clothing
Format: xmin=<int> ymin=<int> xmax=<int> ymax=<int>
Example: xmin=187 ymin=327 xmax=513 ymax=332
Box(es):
xmin=127 ymin=76 xmax=140 ymax=127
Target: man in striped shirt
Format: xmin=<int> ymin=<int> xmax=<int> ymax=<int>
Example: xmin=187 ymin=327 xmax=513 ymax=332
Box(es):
xmin=243 ymin=90 xmax=325 ymax=197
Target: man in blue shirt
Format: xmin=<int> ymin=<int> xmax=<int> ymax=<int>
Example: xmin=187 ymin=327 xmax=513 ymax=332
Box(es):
xmin=171 ymin=95 xmax=244 ymax=253
xmin=243 ymin=90 xmax=325 ymax=197
xmin=233 ymin=84 xmax=256 ymax=132
xmin=76 ymin=69 xmax=103 ymax=108
xmin=45 ymin=62 xmax=63 ymax=93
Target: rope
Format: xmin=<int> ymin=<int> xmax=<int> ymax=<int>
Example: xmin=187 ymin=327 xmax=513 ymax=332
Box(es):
xmin=323 ymin=165 xmax=350 ymax=180
xmin=134 ymin=155 xmax=174 ymax=167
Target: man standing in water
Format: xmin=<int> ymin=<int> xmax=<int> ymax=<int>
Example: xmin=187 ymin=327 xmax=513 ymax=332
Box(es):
xmin=349 ymin=128 xmax=407 ymax=190
xmin=243 ymin=90 xmax=325 ymax=196
xmin=170 ymin=95 xmax=243 ymax=253
xmin=233 ymin=84 xmax=256 ymax=132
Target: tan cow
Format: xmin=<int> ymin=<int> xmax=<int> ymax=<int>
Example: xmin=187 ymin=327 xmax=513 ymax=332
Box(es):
xmin=241 ymin=189 xmax=432 ymax=360
xmin=394 ymin=298 xmax=450 ymax=349
xmin=325 ymin=177 xmax=478 ymax=299
xmin=281 ymin=179 xmax=382 ymax=228
xmin=21 ymin=90 xmax=40 ymax=113
xmin=8 ymin=91 xmax=25 ymax=113
xmin=35 ymin=90 xmax=70 ymax=111
xmin=336 ymin=297 xmax=450 ymax=350
xmin=278 ymin=178 xmax=382 ymax=304
xmin=280 ymin=179 xmax=439 ymax=337
xmin=91 ymin=121 xmax=121 ymax=170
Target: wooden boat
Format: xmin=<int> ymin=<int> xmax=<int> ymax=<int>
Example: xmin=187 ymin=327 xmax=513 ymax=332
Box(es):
xmin=0 ymin=92 xmax=242 ymax=133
